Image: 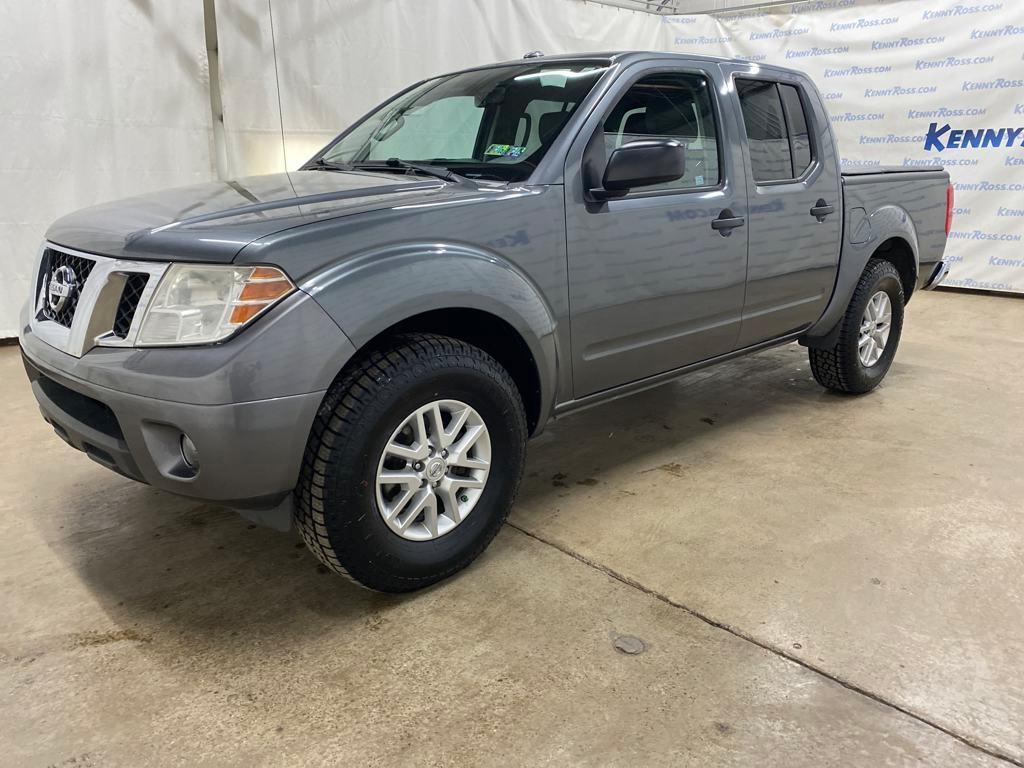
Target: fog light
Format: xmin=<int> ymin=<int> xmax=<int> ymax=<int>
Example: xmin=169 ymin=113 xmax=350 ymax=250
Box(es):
xmin=180 ymin=434 xmax=200 ymax=470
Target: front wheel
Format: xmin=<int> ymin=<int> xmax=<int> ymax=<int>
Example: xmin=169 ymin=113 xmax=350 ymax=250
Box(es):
xmin=294 ymin=334 xmax=527 ymax=592
xmin=809 ymin=259 xmax=905 ymax=394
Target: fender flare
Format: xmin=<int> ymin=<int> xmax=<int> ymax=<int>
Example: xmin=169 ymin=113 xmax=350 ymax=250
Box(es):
xmin=300 ymin=241 xmax=561 ymax=425
xmin=802 ymin=204 xmax=919 ymax=346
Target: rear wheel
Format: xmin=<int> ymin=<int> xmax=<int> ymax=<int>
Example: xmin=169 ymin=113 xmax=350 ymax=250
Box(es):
xmin=809 ymin=259 xmax=905 ymax=394
xmin=294 ymin=333 xmax=527 ymax=592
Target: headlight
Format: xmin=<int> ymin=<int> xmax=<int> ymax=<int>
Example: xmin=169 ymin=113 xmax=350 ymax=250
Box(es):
xmin=137 ymin=264 xmax=294 ymax=346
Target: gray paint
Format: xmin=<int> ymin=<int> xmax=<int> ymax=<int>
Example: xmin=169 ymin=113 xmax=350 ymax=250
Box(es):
xmin=720 ymin=62 xmax=843 ymax=348
xmin=803 ymin=169 xmax=949 ymax=341
xmin=562 ymin=59 xmax=749 ymax=397
xmin=46 ymin=170 xmax=453 ymax=265
xmin=243 ymin=184 xmax=570 ymax=410
xmin=22 ymin=51 xmax=949 ymax=511
xmin=20 ymin=291 xmax=355 ymax=405
xmin=22 ymin=338 xmax=322 ymax=507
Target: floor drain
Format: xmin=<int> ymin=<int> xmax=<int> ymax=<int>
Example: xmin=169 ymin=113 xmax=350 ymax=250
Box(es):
xmin=613 ymin=634 xmax=646 ymax=655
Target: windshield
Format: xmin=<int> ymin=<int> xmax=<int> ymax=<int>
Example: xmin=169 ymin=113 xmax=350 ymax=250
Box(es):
xmin=316 ymin=61 xmax=610 ymax=182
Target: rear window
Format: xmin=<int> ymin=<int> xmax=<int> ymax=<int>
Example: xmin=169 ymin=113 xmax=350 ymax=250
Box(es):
xmin=736 ymin=79 xmax=815 ymax=182
xmin=780 ymin=84 xmax=812 ymax=174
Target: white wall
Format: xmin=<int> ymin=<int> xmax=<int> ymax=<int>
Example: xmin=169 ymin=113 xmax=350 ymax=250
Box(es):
xmin=214 ymin=0 xmax=661 ymax=177
xmin=2 ymin=0 xmax=1021 ymax=337
xmin=655 ymin=0 xmax=1024 ymax=292
xmin=0 ymin=0 xmax=216 ymax=337
xmin=216 ymin=0 xmax=1024 ymax=295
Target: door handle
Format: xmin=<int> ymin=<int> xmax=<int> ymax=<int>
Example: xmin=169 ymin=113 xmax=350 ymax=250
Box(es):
xmin=810 ymin=199 xmax=835 ymax=222
xmin=711 ymin=209 xmax=745 ymax=237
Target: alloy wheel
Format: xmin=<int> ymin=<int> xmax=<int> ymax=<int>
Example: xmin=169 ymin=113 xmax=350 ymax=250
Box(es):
xmin=858 ymin=290 xmax=892 ymax=367
xmin=375 ymin=399 xmax=491 ymax=541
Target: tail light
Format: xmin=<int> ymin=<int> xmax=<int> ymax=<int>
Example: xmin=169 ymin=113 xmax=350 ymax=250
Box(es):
xmin=945 ymin=183 xmax=954 ymax=236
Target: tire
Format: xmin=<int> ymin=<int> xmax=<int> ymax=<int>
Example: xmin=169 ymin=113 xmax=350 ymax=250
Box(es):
xmin=294 ymin=333 xmax=527 ymax=592
xmin=808 ymin=259 xmax=905 ymax=394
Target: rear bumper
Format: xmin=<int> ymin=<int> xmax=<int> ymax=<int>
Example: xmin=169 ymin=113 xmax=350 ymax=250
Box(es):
xmin=22 ymin=350 xmax=324 ymax=508
xmin=919 ymin=260 xmax=948 ymax=291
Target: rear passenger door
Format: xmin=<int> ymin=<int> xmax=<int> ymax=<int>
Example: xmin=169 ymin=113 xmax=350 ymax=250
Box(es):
xmin=723 ymin=67 xmax=842 ymax=347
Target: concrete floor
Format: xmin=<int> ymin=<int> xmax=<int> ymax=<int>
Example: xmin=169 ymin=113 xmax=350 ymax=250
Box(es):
xmin=2 ymin=289 xmax=1022 ymax=767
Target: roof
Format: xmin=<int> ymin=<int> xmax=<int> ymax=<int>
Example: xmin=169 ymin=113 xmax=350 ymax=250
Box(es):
xmin=441 ymin=50 xmax=805 ymax=79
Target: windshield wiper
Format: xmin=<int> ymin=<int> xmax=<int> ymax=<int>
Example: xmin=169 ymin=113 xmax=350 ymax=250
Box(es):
xmin=306 ymin=157 xmax=350 ymax=172
xmin=351 ymin=158 xmax=469 ymax=184
xmin=308 ymin=156 xmax=472 ymax=184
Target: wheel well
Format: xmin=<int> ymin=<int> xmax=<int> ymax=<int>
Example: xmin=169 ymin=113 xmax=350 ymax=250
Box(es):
xmin=363 ymin=309 xmax=543 ymax=435
xmin=872 ymin=237 xmax=916 ymax=301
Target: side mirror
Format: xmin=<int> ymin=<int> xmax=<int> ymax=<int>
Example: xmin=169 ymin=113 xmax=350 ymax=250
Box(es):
xmin=592 ymin=139 xmax=686 ymax=199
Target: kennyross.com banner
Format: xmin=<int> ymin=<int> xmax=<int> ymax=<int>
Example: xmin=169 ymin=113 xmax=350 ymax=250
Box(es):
xmin=659 ymin=0 xmax=1024 ymax=294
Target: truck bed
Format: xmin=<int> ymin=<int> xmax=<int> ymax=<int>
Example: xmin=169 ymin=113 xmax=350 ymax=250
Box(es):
xmin=841 ymin=167 xmax=950 ymax=271
xmin=841 ymin=165 xmax=944 ymax=176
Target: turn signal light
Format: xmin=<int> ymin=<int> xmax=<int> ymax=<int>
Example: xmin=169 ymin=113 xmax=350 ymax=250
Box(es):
xmin=229 ymin=267 xmax=293 ymax=325
xmin=138 ymin=264 xmax=295 ymax=346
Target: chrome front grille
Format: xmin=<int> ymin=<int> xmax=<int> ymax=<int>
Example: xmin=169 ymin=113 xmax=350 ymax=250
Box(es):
xmin=30 ymin=243 xmax=168 ymax=358
xmin=112 ymin=273 xmax=150 ymax=339
xmin=37 ymin=248 xmax=97 ymax=328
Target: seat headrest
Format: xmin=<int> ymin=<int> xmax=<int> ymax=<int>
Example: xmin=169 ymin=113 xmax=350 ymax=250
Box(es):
xmin=539 ymin=111 xmax=567 ymax=143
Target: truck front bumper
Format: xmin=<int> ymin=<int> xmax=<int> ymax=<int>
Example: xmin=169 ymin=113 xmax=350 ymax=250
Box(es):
xmin=22 ymin=351 xmax=323 ymax=508
xmin=18 ymin=291 xmax=356 ymax=512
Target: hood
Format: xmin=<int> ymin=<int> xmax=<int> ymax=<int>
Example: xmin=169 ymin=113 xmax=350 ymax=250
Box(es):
xmin=45 ymin=170 xmax=453 ymax=262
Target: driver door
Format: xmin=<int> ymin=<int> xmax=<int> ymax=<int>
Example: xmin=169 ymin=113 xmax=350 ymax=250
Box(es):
xmin=564 ymin=62 xmax=749 ymax=398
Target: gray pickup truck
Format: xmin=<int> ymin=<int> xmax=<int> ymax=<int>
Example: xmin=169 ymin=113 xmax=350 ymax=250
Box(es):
xmin=20 ymin=52 xmax=951 ymax=591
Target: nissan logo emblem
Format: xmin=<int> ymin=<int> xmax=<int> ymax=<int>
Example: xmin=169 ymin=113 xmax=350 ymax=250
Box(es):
xmin=47 ymin=265 xmax=78 ymax=313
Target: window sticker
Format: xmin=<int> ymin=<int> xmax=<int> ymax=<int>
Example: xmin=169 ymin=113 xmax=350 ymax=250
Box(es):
xmin=485 ymin=143 xmax=526 ymax=158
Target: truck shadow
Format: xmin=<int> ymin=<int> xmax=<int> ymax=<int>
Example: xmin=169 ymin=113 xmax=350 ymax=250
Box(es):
xmin=51 ymin=342 xmax=835 ymax=641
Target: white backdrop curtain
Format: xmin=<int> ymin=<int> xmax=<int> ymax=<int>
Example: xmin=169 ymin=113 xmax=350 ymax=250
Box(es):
xmin=0 ymin=0 xmax=215 ymax=337
xmin=2 ymin=0 xmax=1021 ymax=337
xmin=659 ymin=0 xmax=1024 ymax=293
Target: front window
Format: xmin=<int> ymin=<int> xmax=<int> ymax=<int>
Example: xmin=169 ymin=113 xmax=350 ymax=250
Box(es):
xmin=318 ymin=61 xmax=610 ymax=182
xmin=600 ymin=72 xmax=720 ymax=192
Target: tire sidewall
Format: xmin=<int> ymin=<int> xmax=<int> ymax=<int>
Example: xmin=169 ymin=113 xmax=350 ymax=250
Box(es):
xmin=322 ymin=362 xmax=525 ymax=584
xmin=844 ymin=265 xmax=904 ymax=390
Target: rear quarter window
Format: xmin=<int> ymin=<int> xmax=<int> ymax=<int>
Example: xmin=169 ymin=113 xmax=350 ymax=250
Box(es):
xmin=737 ymin=78 xmax=815 ymax=183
